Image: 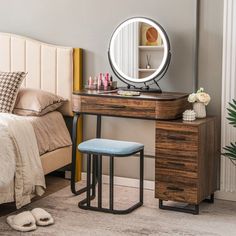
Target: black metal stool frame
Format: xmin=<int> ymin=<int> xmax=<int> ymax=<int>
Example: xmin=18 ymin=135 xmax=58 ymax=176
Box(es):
xmin=78 ymin=149 xmax=144 ymax=214
xmin=71 ymin=114 xmax=101 ymax=197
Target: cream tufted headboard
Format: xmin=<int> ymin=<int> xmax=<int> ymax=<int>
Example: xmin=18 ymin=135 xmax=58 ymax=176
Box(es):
xmin=0 ymin=32 xmax=81 ymax=116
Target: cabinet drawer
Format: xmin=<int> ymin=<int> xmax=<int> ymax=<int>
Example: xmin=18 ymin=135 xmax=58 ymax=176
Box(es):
xmin=155 ymin=181 xmax=198 ymax=204
xmin=77 ymin=95 xmax=156 ymax=119
xmin=156 ymin=148 xmax=198 ymax=162
xmin=156 ymin=167 xmax=198 ymax=180
xmin=156 ymin=157 xmax=197 ymax=173
xmin=156 ymin=128 xmax=198 ymax=152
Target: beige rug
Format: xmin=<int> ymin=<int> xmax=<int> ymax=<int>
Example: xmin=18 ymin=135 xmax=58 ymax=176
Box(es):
xmin=0 ymin=181 xmax=236 ymax=236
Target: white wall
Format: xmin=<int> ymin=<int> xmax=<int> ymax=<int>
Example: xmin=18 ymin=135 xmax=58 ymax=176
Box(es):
xmin=218 ymin=0 xmax=236 ymax=201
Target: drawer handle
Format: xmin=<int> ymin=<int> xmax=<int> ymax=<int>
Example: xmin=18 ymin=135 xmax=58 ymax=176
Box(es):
xmin=167 ymin=162 xmax=185 ymax=167
xmin=109 ymin=105 xmax=126 ymax=109
xmin=167 ymin=134 xmax=186 ymax=141
xmin=167 ymin=186 xmax=184 ymax=192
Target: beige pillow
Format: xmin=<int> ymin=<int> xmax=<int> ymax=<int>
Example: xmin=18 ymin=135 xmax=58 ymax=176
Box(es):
xmin=13 ymin=88 xmax=67 ymax=116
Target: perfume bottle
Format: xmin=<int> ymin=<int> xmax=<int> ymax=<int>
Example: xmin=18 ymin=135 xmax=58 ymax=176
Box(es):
xmin=103 ymin=76 xmax=108 ymax=90
xmin=98 ymin=73 xmax=103 ymax=90
xmin=88 ymin=76 xmax=93 ymax=89
xmin=93 ymin=76 xmax=98 ymax=90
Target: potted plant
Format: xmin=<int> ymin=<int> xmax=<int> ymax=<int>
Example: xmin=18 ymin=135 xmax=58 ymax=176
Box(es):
xmin=188 ymin=88 xmax=211 ymax=118
xmin=222 ymin=99 xmax=236 ymax=165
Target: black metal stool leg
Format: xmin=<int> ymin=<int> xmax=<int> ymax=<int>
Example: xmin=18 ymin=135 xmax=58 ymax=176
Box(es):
xmin=92 ymin=155 xmax=96 ymax=197
xmin=110 ymin=156 xmax=114 ymax=210
xmin=140 ymin=149 xmax=144 ymax=204
xmin=98 ymin=155 xmax=102 ymax=208
xmin=87 ymin=154 xmax=91 ymax=207
xmin=71 ymin=114 xmax=83 ymax=195
xmin=71 ymin=114 xmax=95 ymax=196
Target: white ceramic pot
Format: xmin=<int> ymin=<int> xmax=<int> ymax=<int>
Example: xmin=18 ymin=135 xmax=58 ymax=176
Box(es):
xmin=193 ymin=102 xmax=206 ymax=118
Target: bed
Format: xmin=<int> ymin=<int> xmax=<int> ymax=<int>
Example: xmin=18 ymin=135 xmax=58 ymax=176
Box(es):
xmin=25 ymin=111 xmax=73 ymax=174
xmin=0 ymin=32 xmax=83 ymax=208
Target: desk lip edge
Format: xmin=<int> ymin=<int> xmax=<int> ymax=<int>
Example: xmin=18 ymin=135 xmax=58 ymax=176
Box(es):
xmin=72 ymin=90 xmax=189 ymax=101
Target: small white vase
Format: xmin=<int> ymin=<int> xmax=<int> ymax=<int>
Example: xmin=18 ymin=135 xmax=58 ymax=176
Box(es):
xmin=193 ymin=102 xmax=206 ymax=118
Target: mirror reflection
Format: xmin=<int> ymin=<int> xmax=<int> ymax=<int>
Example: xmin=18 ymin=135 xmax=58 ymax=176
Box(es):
xmin=109 ymin=17 xmax=170 ymax=84
xmin=113 ymin=21 xmax=164 ymax=79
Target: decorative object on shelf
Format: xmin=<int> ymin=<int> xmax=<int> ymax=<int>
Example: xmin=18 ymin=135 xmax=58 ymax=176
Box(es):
xmin=182 ymin=110 xmax=196 ymax=121
xmin=193 ymin=102 xmax=206 ymax=118
xmin=146 ymin=55 xmax=151 ymax=69
xmin=222 ymin=99 xmax=236 ymax=166
xmin=141 ymin=23 xmax=162 ymax=46
xmin=188 ymin=88 xmax=211 ymax=118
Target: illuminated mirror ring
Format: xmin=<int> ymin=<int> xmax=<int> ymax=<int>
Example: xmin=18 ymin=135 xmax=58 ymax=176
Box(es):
xmin=108 ymin=17 xmax=171 ymax=85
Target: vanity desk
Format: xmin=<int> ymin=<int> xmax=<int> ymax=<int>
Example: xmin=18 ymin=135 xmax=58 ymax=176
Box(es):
xmin=72 ymin=90 xmax=189 ymax=120
xmin=72 ymin=89 xmax=217 ymax=214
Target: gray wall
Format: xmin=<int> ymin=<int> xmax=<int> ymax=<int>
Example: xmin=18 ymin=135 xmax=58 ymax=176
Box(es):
xmin=199 ymin=0 xmax=223 ymax=137
xmin=0 ymin=0 xmax=223 ymax=180
xmin=198 ymin=0 xmax=223 ymax=186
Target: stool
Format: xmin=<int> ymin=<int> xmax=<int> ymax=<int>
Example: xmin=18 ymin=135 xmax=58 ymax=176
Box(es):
xmin=78 ymin=138 xmax=144 ymax=214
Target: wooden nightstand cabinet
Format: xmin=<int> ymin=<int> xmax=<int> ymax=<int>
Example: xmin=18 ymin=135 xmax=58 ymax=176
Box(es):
xmin=155 ymin=117 xmax=217 ymax=214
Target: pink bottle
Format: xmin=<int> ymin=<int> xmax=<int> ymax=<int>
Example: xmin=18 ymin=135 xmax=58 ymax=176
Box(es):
xmin=103 ymin=77 xmax=108 ymax=90
xmin=98 ymin=73 xmax=103 ymax=90
xmin=88 ymin=76 xmax=93 ymax=89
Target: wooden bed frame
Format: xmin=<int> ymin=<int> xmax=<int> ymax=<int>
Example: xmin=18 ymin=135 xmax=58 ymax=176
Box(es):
xmin=0 ymin=33 xmax=83 ymax=180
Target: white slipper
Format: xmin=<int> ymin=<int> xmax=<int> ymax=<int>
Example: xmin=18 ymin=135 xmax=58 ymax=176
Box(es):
xmin=6 ymin=211 xmax=37 ymax=232
xmin=31 ymin=208 xmax=54 ymax=226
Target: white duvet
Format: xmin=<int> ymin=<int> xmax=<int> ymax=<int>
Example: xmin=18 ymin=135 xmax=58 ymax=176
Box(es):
xmin=0 ymin=123 xmax=15 ymax=187
xmin=0 ymin=113 xmax=46 ymax=209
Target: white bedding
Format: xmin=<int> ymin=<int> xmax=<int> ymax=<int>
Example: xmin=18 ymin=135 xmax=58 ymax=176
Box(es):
xmin=0 ymin=124 xmax=15 ymax=187
xmin=0 ymin=113 xmax=46 ymax=209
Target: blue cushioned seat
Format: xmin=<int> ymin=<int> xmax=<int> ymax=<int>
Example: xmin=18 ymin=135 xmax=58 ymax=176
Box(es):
xmin=78 ymin=138 xmax=144 ymax=156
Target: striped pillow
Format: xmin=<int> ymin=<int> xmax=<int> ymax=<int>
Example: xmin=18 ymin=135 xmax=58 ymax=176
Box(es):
xmin=0 ymin=72 xmax=26 ymax=113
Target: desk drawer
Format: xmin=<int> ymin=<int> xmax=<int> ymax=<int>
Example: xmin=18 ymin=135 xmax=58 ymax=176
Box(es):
xmin=155 ymin=181 xmax=198 ymax=204
xmin=77 ymin=95 xmax=156 ymax=119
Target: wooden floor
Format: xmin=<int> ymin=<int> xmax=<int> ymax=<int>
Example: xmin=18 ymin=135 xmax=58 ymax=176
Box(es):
xmin=0 ymin=174 xmax=70 ymax=217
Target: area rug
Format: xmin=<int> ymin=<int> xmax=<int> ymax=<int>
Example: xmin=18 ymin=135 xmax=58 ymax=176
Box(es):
xmin=0 ymin=181 xmax=236 ymax=236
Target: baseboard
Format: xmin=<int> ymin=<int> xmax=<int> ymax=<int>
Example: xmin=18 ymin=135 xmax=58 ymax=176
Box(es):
xmin=81 ymin=172 xmax=155 ymax=190
xmin=215 ymin=190 xmax=236 ymax=202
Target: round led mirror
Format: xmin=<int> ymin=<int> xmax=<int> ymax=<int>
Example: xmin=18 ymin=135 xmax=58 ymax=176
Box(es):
xmin=108 ymin=17 xmax=171 ymax=89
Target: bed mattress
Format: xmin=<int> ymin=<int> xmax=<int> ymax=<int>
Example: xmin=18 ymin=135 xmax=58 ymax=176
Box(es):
xmin=25 ymin=111 xmax=72 ymax=155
